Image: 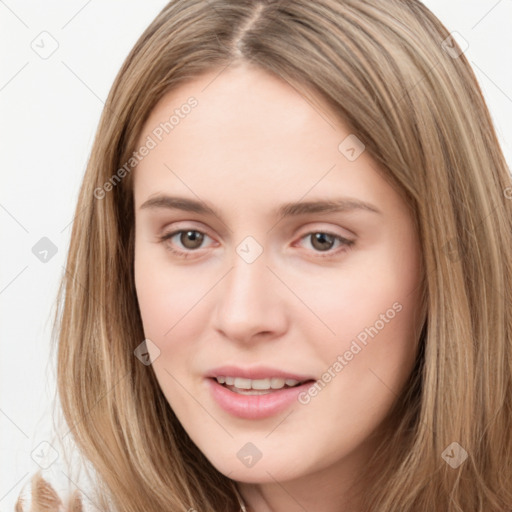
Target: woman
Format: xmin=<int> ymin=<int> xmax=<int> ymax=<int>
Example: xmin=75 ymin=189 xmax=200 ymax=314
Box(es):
xmin=16 ymin=0 xmax=512 ymax=510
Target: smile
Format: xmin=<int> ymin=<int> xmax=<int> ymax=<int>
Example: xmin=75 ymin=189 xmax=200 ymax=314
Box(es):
xmin=215 ymin=376 xmax=306 ymax=393
xmin=207 ymin=377 xmax=316 ymax=419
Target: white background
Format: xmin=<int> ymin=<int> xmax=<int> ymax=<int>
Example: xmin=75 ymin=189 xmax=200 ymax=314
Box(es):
xmin=1 ymin=1 xmax=511 ymax=510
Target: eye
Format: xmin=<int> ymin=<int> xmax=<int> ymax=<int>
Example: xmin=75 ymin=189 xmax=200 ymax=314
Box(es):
xmin=158 ymin=229 xmax=213 ymax=258
xmin=296 ymin=231 xmax=354 ymax=258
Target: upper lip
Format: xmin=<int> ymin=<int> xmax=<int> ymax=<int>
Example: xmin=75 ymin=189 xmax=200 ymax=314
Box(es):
xmin=206 ymin=365 xmax=315 ymax=381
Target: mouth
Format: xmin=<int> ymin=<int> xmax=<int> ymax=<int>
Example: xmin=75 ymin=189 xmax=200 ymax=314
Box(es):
xmin=212 ymin=376 xmax=314 ymax=395
xmin=205 ymin=369 xmax=317 ymax=419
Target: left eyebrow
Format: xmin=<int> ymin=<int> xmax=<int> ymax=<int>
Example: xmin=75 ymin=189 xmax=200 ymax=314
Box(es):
xmin=139 ymin=195 xmax=382 ymax=221
xmin=277 ymin=198 xmax=381 ymax=216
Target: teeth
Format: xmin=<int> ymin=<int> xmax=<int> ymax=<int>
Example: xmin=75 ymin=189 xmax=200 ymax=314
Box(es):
xmin=270 ymin=378 xmax=285 ymax=389
xmin=234 ymin=377 xmax=252 ymax=389
xmin=215 ymin=376 xmax=303 ymax=390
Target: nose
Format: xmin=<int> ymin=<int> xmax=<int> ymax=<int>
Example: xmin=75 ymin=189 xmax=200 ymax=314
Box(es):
xmin=212 ymin=248 xmax=289 ymax=344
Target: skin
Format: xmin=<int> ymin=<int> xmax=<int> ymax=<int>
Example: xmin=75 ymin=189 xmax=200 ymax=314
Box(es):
xmin=133 ymin=62 xmax=424 ymax=512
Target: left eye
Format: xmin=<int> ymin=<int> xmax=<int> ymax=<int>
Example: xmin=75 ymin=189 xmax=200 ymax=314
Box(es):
xmin=158 ymin=229 xmax=354 ymax=258
xmin=298 ymin=232 xmax=354 ymax=255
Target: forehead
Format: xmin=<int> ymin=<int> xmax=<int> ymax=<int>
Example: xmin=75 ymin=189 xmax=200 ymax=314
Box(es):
xmin=132 ymin=63 xmax=397 ymax=218
xmin=137 ymin=65 xmax=343 ymax=159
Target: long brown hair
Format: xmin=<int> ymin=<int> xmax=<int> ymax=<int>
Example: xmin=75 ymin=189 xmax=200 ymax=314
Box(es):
xmin=19 ymin=1 xmax=512 ymax=510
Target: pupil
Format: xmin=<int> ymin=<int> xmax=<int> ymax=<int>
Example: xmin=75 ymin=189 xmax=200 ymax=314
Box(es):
xmin=313 ymin=233 xmax=334 ymax=251
xmin=181 ymin=231 xmax=203 ymax=249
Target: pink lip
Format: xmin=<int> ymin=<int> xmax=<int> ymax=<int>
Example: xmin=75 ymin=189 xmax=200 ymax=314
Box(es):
xmin=206 ymin=365 xmax=315 ymax=381
xmin=205 ymin=365 xmax=316 ymax=420
xmin=206 ymin=378 xmax=315 ymax=419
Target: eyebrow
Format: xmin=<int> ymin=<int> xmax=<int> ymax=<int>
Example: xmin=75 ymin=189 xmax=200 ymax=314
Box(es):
xmin=139 ymin=195 xmax=382 ymax=219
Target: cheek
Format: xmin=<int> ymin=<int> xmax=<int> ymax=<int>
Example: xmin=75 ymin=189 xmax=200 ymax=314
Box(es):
xmin=310 ymin=238 xmax=422 ymax=402
xmin=134 ymin=243 xmax=205 ymax=337
xmin=134 ymin=251 xmax=205 ymax=406
xmin=134 ymin=246 xmax=223 ymax=391
xmin=318 ymin=239 xmax=420 ymax=340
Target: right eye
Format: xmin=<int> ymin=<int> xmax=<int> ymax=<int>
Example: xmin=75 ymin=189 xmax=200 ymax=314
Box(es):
xmin=159 ymin=229 xmax=215 ymax=258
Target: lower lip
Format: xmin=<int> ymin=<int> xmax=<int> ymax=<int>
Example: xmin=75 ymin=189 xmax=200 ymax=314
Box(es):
xmin=206 ymin=378 xmax=314 ymax=419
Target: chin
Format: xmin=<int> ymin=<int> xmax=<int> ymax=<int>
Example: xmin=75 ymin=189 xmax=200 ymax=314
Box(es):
xmin=205 ymin=449 xmax=308 ymax=483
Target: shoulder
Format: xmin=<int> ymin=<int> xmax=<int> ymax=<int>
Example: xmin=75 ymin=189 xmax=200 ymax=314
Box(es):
xmin=15 ymin=471 xmax=83 ymax=511
xmin=14 ymin=436 xmax=107 ymax=512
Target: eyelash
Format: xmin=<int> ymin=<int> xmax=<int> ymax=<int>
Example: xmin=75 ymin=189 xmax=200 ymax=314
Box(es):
xmin=158 ymin=228 xmax=355 ymax=260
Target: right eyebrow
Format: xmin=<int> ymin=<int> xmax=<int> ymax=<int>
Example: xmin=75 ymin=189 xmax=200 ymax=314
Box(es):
xmin=140 ymin=195 xmax=216 ymax=215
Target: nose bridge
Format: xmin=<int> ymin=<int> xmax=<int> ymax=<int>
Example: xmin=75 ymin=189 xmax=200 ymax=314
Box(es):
xmin=213 ymin=240 xmax=286 ymax=341
xmin=223 ymin=245 xmax=271 ymax=313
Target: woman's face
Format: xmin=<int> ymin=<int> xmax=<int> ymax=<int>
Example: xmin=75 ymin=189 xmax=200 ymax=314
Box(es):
xmin=133 ymin=63 xmax=423 ymax=500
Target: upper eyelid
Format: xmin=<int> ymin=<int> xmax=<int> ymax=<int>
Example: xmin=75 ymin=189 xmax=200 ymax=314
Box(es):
xmin=159 ymin=221 xmax=355 ymax=240
xmin=161 ymin=226 xmax=215 ymax=244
